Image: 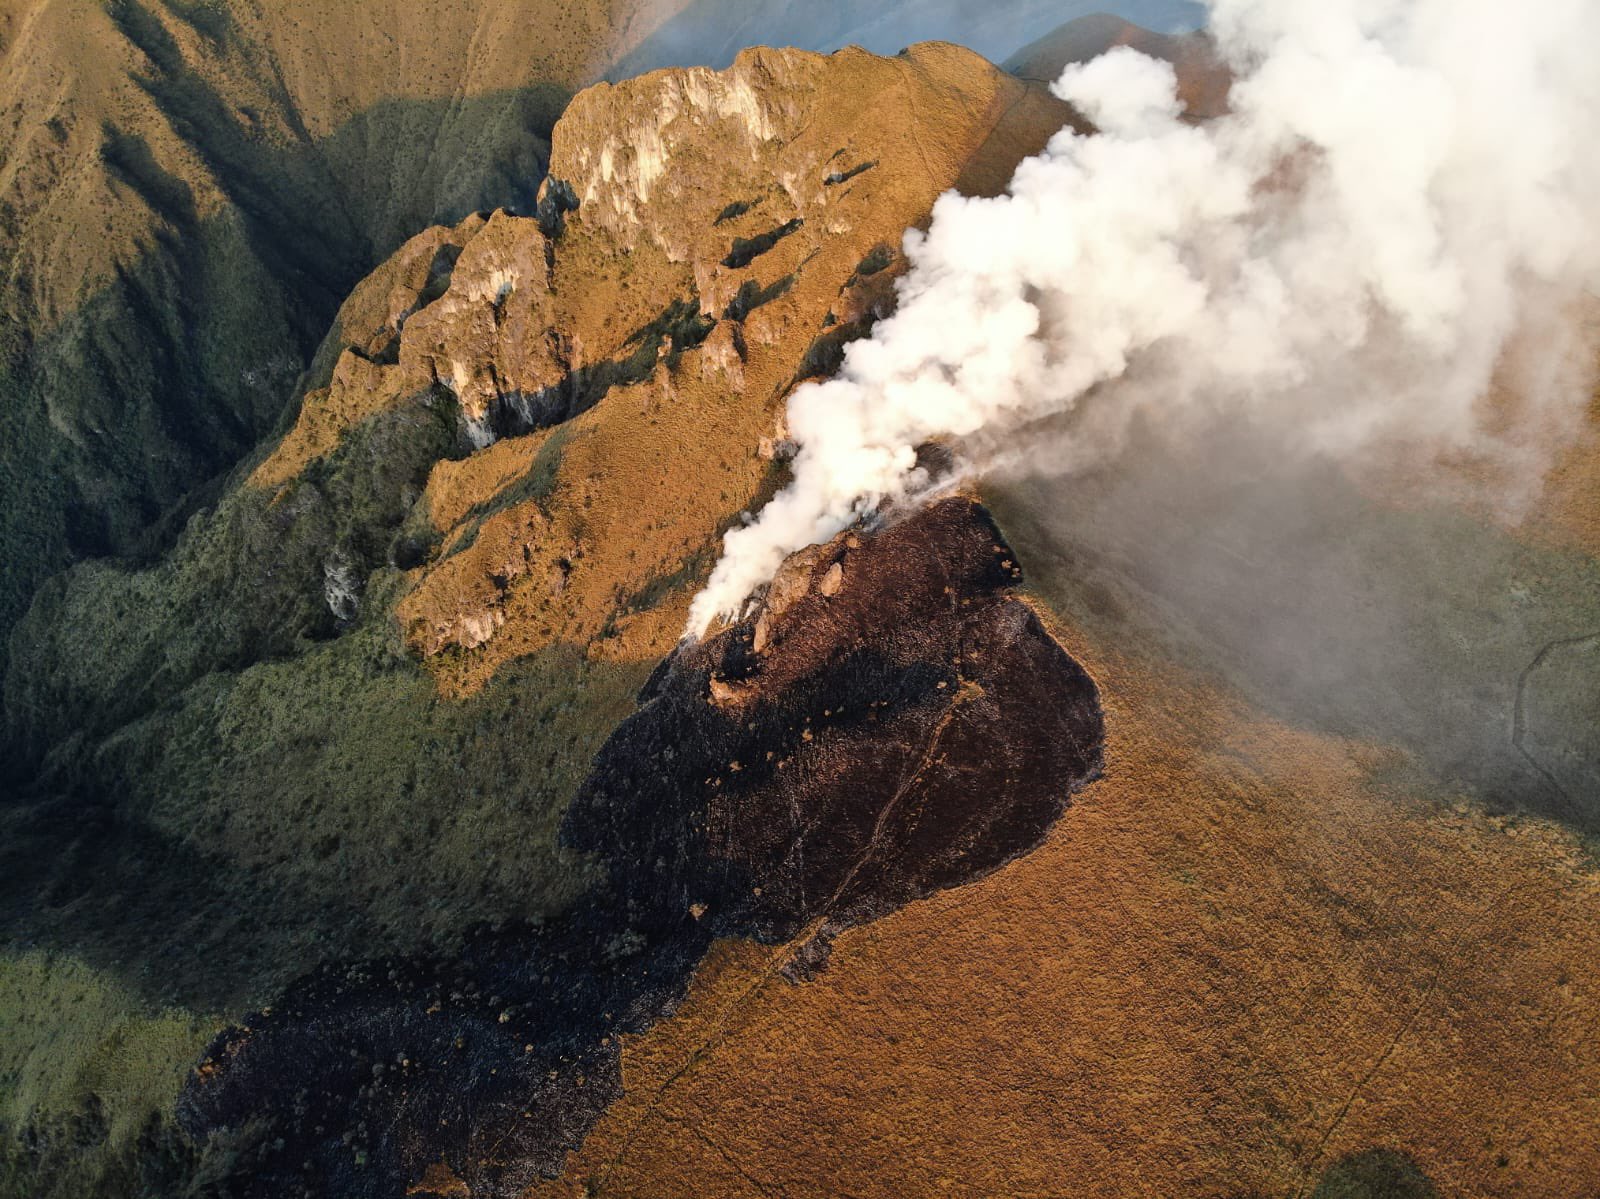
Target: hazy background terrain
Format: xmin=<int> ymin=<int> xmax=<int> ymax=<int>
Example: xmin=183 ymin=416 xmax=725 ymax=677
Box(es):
xmin=614 ymin=0 xmax=1203 ymax=75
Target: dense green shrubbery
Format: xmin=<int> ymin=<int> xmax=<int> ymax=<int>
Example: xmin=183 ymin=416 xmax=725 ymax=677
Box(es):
xmin=1 ymin=383 xmax=653 ymax=1195
xmin=5 ymin=386 xmax=459 ymax=765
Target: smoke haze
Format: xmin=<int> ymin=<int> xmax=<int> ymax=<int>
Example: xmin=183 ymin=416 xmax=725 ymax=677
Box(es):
xmin=615 ymin=0 xmax=1205 ymax=78
xmin=688 ymin=0 xmax=1600 ymax=637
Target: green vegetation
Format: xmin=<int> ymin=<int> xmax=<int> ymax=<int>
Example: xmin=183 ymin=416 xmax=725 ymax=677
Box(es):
xmin=3 ymin=586 xmax=648 ymax=1007
xmin=5 ymin=372 xmax=650 ymax=1000
xmin=6 ymin=387 xmax=460 ymax=764
xmin=0 ymin=953 xmax=218 ymax=1199
xmin=1 ymin=371 xmax=652 ymax=1194
xmin=0 ymin=208 xmax=308 ymax=690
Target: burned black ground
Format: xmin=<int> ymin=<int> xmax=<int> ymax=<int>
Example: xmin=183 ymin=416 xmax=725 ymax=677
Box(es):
xmin=178 ymin=498 xmax=1105 ymax=1196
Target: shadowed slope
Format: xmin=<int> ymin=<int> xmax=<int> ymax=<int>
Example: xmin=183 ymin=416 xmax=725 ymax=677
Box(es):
xmin=612 ymin=0 xmax=1204 ymax=77
xmin=0 ymin=0 xmax=669 ymax=675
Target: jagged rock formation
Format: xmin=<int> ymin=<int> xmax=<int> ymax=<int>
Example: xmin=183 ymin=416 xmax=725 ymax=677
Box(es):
xmin=0 ymin=0 xmax=674 ymax=677
xmin=346 ymin=42 xmax=1072 ymax=689
xmin=0 ymin=0 xmax=1205 ymax=686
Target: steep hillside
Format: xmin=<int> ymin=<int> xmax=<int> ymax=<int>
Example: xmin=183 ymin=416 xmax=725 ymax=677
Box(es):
xmin=1 ymin=40 xmax=1074 ymax=1195
xmin=3 ymin=17 xmax=1599 ymax=1199
xmin=1005 ymin=10 xmax=1230 ymax=116
xmin=0 ymin=0 xmax=682 ymax=680
xmin=0 ymin=0 xmax=1200 ymax=693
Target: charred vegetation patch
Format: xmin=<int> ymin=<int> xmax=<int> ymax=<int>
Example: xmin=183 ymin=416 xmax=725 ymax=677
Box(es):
xmin=180 ymin=497 xmax=1104 ymax=1196
xmin=567 ymin=496 xmax=1104 ymax=938
xmin=853 ymin=242 xmax=896 ymax=277
xmin=1311 ymin=1149 xmax=1440 ymax=1199
xmin=176 ymin=899 xmax=712 ymax=1199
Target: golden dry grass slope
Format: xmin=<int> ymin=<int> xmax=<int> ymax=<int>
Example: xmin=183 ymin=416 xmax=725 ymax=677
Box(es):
xmin=248 ymin=40 xmax=1075 ymax=695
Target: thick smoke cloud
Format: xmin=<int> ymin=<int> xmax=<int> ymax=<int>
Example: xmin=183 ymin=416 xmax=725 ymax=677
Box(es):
xmin=688 ymin=0 xmax=1600 ymax=636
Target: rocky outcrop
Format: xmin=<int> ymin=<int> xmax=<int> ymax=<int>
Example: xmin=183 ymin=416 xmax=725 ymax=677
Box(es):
xmin=383 ymin=43 xmax=1073 ymax=688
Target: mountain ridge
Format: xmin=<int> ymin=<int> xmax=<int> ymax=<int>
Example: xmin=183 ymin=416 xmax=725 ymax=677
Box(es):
xmin=2 ymin=12 xmax=1599 ymax=1199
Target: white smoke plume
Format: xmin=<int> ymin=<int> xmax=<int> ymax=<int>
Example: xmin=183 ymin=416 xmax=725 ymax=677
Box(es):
xmin=686 ymin=0 xmax=1600 ymax=637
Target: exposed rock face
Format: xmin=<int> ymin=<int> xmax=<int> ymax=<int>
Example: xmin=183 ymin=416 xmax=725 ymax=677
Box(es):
xmin=0 ymin=0 xmax=674 ymax=672
xmin=373 ymin=42 xmax=1073 ymax=685
xmin=397 ymin=213 xmax=565 ymax=448
xmin=255 ymin=208 xmax=569 ymax=473
xmin=177 ymin=497 xmax=1103 ymax=1197
xmin=0 ymin=0 xmax=1114 ymax=676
